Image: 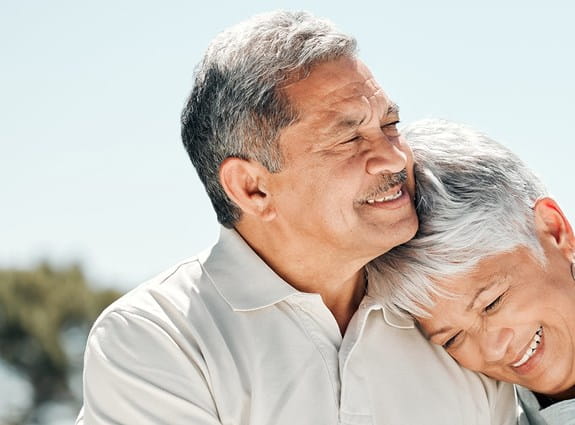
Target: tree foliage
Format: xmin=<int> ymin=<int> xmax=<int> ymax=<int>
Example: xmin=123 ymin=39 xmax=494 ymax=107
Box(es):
xmin=0 ymin=262 xmax=122 ymax=424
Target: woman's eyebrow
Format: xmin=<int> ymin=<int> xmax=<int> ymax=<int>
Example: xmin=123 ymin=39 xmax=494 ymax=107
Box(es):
xmin=425 ymin=326 xmax=451 ymax=340
xmin=466 ymin=281 xmax=498 ymax=312
xmin=466 ymin=272 xmax=511 ymax=311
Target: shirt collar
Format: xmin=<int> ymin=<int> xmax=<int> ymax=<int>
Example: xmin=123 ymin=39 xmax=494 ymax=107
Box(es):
xmin=199 ymin=226 xmax=298 ymax=311
xmin=365 ymin=281 xmax=415 ymax=329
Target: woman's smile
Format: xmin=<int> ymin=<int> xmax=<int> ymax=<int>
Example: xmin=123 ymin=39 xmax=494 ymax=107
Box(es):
xmin=511 ymin=325 xmax=543 ymax=370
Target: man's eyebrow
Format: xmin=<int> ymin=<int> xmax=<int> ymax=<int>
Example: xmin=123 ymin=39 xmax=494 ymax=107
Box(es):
xmin=322 ymin=103 xmax=400 ymax=138
xmin=321 ymin=116 xmax=366 ymax=138
xmin=387 ymin=103 xmax=400 ymax=116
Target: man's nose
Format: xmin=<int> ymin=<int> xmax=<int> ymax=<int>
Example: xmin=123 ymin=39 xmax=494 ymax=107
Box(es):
xmin=478 ymin=328 xmax=514 ymax=363
xmin=365 ymin=134 xmax=408 ymax=175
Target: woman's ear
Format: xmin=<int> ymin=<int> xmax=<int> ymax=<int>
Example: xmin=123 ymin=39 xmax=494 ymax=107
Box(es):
xmin=219 ymin=157 xmax=276 ymax=222
xmin=533 ymin=197 xmax=575 ymax=258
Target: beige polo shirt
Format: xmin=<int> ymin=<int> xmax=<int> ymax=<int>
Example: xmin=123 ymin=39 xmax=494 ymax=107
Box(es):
xmin=76 ymin=227 xmax=519 ymax=425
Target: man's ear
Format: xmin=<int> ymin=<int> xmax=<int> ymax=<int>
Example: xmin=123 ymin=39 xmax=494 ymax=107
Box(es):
xmin=219 ymin=157 xmax=276 ymax=222
xmin=534 ymin=197 xmax=575 ymax=258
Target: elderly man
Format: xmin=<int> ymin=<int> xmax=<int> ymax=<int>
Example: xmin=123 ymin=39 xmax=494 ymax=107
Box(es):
xmin=76 ymin=11 xmax=518 ymax=425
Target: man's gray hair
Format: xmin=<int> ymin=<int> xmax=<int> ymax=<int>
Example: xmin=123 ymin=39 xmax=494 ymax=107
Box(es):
xmin=181 ymin=11 xmax=357 ymax=227
xmin=368 ymin=119 xmax=547 ymax=317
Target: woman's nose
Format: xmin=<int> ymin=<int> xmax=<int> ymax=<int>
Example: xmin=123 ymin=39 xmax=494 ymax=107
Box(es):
xmin=478 ymin=328 xmax=514 ymax=363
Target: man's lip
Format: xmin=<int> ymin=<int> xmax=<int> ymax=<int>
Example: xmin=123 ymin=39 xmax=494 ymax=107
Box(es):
xmin=359 ymin=185 xmax=411 ymax=211
xmin=362 ymin=184 xmax=404 ymax=203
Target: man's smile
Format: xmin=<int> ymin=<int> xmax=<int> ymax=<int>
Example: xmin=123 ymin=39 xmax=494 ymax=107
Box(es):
xmin=366 ymin=188 xmax=403 ymax=204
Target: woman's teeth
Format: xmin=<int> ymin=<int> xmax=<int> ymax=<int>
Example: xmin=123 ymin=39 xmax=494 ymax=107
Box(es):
xmin=366 ymin=190 xmax=402 ymax=204
xmin=512 ymin=326 xmax=543 ymax=368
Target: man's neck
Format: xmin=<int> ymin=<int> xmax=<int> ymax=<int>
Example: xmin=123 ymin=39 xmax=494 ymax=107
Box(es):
xmin=281 ymin=261 xmax=366 ymax=335
xmin=320 ymin=270 xmax=367 ymax=335
xmin=235 ymin=224 xmax=370 ymax=334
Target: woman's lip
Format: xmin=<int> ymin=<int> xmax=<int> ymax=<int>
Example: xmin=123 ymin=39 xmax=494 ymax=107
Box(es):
xmin=510 ymin=326 xmax=542 ymax=367
xmin=511 ymin=328 xmax=545 ymax=375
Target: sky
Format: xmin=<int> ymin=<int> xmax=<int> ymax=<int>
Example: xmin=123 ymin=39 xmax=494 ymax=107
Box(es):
xmin=2 ymin=1 xmax=574 ymax=291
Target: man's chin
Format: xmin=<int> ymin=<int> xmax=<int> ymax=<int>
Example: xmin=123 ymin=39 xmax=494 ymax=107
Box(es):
xmin=391 ymin=211 xmax=419 ymax=247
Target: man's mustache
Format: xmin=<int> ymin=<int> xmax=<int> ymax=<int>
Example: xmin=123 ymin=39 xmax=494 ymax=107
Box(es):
xmin=360 ymin=169 xmax=408 ymax=202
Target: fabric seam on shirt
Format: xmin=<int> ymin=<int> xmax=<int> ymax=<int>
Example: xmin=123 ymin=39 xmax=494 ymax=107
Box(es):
xmin=284 ymin=300 xmax=341 ymax=414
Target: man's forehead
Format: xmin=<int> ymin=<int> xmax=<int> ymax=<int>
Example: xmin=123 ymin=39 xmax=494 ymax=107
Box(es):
xmin=278 ymin=57 xmax=397 ymax=144
xmin=284 ymin=58 xmax=387 ymax=106
xmin=290 ymin=82 xmax=394 ymax=126
xmin=297 ymin=78 xmax=387 ymax=107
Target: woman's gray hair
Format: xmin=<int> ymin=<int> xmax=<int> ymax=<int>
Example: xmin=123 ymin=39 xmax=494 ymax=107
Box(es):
xmin=181 ymin=11 xmax=357 ymax=227
xmin=368 ymin=119 xmax=548 ymax=317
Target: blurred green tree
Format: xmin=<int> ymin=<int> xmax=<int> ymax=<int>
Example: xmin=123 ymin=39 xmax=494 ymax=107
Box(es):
xmin=0 ymin=262 xmax=122 ymax=425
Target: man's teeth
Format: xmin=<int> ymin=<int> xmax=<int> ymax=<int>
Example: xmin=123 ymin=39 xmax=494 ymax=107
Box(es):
xmin=366 ymin=190 xmax=402 ymax=204
xmin=512 ymin=326 xmax=543 ymax=368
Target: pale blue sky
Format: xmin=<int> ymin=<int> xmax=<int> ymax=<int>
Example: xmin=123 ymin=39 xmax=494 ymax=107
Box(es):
xmin=2 ymin=1 xmax=574 ymax=290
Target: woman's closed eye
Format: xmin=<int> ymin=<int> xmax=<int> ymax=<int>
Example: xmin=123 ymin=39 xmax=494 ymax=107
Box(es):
xmin=442 ymin=331 xmax=462 ymax=350
xmin=483 ymin=292 xmax=506 ymax=314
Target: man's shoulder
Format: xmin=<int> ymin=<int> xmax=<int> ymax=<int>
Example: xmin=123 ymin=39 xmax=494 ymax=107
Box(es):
xmin=107 ymin=256 xmax=205 ymax=313
xmin=89 ymin=250 xmax=228 ymax=341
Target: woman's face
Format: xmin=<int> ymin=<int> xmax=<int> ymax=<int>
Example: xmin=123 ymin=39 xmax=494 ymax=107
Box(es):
xmin=417 ymin=201 xmax=575 ymax=396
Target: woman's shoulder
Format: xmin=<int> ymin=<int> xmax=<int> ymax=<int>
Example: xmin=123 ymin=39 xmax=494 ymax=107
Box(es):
xmin=517 ymin=385 xmax=575 ymax=425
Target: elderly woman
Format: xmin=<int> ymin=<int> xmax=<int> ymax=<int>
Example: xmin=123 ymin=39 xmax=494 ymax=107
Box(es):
xmin=369 ymin=119 xmax=575 ymax=424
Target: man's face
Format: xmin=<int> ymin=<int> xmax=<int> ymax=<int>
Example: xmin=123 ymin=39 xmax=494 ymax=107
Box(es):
xmin=417 ymin=244 xmax=575 ymax=396
xmin=267 ymin=57 xmax=417 ymax=262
